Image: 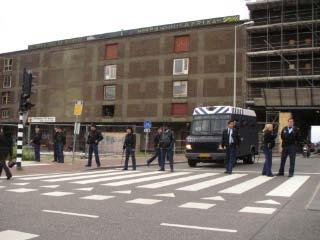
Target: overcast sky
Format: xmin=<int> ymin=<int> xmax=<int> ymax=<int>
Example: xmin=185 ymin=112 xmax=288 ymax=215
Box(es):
xmin=0 ymin=0 xmax=249 ymax=54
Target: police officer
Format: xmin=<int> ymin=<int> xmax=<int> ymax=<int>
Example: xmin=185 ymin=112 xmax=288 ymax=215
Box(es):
xmin=221 ymin=120 xmax=240 ymax=174
xmin=123 ymin=127 xmax=136 ymax=170
xmin=56 ymin=127 xmax=66 ymax=163
xmin=159 ymin=124 xmax=175 ymax=172
xmin=277 ymin=118 xmax=301 ymax=177
xmin=0 ymin=127 xmax=13 ymax=180
xmin=146 ymin=127 xmax=162 ymax=166
xmin=52 ymin=127 xmax=59 ymax=162
xmin=86 ymin=124 xmax=103 ymax=168
xmin=31 ymin=126 xmax=42 ymax=162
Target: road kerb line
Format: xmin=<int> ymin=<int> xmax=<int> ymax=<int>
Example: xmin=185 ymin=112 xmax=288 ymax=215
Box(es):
xmin=160 ymin=223 xmax=237 ymax=233
xmin=42 ymin=210 xmax=99 ymax=218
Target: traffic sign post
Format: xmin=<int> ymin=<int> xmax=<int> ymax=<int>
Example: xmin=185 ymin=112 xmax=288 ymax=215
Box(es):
xmin=72 ymin=100 xmax=83 ymax=164
xmin=144 ymin=120 xmax=152 ymax=156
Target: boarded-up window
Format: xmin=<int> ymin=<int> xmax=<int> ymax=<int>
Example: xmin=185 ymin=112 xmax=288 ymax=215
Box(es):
xmin=174 ymin=35 xmax=190 ymax=52
xmin=105 ymin=44 xmax=119 ymax=59
xmin=171 ymin=103 xmax=188 ymax=116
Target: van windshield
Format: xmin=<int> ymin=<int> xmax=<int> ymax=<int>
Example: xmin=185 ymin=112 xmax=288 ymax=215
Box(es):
xmin=191 ymin=115 xmax=230 ymax=135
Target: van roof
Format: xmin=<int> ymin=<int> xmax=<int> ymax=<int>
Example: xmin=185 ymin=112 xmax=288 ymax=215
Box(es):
xmin=193 ymin=106 xmax=256 ymax=117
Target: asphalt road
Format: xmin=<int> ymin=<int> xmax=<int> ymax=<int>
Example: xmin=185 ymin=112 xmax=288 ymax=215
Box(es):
xmin=0 ymin=154 xmax=319 ymax=240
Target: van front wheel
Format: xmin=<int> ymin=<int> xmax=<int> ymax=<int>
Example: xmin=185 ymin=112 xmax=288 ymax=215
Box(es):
xmin=188 ymin=159 xmax=197 ymax=167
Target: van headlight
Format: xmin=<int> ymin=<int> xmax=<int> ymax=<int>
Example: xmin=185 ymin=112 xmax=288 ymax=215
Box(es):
xmin=186 ymin=144 xmax=192 ymax=150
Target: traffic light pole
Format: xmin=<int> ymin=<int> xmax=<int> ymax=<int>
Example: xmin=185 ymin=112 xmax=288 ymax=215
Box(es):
xmin=16 ymin=111 xmax=24 ymax=169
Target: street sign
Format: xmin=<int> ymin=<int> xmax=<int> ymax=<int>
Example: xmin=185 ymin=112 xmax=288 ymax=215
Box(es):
xmin=74 ymin=100 xmax=83 ymax=116
xmin=144 ymin=128 xmax=151 ymax=133
xmin=144 ymin=120 xmax=152 ymax=129
xmin=74 ymin=122 xmax=81 ymax=135
xmin=28 ymin=117 xmax=56 ymax=123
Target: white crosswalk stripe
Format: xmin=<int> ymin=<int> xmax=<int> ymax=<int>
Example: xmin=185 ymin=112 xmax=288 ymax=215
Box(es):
xmin=177 ymin=174 xmax=247 ymax=191
xmin=137 ymin=173 xmax=217 ymax=189
xmin=43 ymin=170 xmax=138 ymax=182
xmin=72 ymin=171 xmax=160 ymax=185
xmin=219 ymin=176 xmax=273 ymax=194
xmin=103 ymin=172 xmax=190 ymax=187
xmin=20 ymin=170 xmax=119 ymax=180
xmin=266 ymin=175 xmax=310 ymax=197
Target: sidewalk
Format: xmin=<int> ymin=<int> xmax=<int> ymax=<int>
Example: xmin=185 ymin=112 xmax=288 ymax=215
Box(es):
xmin=9 ymin=153 xmax=187 ymax=176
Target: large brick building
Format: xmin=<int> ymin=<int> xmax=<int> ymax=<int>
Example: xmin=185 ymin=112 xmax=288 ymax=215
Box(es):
xmin=0 ymin=15 xmax=247 ymax=143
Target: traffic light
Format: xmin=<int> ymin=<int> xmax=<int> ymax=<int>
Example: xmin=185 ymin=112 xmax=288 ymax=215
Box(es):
xmin=19 ymin=68 xmax=35 ymax=112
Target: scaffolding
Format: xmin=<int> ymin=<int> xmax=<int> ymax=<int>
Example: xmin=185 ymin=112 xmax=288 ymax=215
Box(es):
xmin=246 ymin=0 xmax=320 ymax=107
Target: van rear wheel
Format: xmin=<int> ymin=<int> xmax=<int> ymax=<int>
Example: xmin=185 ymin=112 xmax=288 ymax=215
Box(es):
xmin=188 ymin=159 xmax=197 ymax=167
xmin=244 ymin=150 xmax=255 ymax=164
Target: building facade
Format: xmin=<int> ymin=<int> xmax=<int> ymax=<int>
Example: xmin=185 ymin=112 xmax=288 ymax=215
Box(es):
xmin=0 ymin=16 xmax=247 ymax=143
xmin=246 ymin=0 xmax=320 ymax=138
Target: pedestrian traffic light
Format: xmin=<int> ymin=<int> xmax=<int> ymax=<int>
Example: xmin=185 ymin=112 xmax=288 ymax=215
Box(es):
xmin=19 ymin=68 xmax=35 ymax=112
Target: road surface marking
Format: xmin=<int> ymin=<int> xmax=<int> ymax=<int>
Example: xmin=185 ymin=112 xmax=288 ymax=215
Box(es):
xmin=20 ymin=170 xmax=119 ymax=180
xmin=266 ymin=175 xmax=310 ymax=197
xmin=42 ymin=210 xmax=99 ymax=218
xmin=103 ymin=172 xmax=190 ymax=187
xmin=201 ymin=196 xmax=225 ymax=201
xmin=41 ymin=191 xmax=74 ymax=197
xmin=6 ymin=188 xmax=38 ymax=193
xmin=160 ymin=223 xmax=237 ymax=233
xmin=177 ymin=174 xmax=247 ymax=191
xmin=12 ymin=183 xmax=30 ymax=186
xmin=112 ymin=190 xmax=132 ymax=194
xmin=0 ymin=230 xmax=39 ymax=239
xmin=255 ymin=199 xmax=280 ymax=205
xmin=137 ymin=173 xmax=217 ymax=189
xmin=72 ymin=171 xmax=160 ymax=185
xmin=74 ymin=187 xmax=94 ymax=191
xmin=40 ymin=185 xmax=60 ymax=189
xmin=239 ymin=206 xmax=276 ymax=214
xmin=154 ymin=193 xmax=175 ymax=198
xmin=179 ymin=202 xmax=216 ymax=210
xmin=126 ymin=198 xmax=162 ymax=205
xmin=80 ymin=195 xmax=115 ymax=201
xmin=0 ymin=186 xmax=6 ymax=189
xmin=219 ymin=176 xmax=273 ymax=194
xmin=43 ymin=170 xmax=136 ymax=182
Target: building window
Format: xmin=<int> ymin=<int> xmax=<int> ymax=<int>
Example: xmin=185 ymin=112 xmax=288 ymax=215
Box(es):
xmin=102 ymin=105 xmax=115 ymax=117
xmin=171 ymin=103 xmax=188 ymax=116
xmin=1 ymin=109 xmax=9 ymax=119
xmin=289 ymin=64 xmax=295 ymax=70
xmin=3 ymin=75 xmax=12 ymax=88
xmin=104 ymin=65 xmax=117 ymax=80
xmin=104 ymin=85 xmax=116 ymax=100
xmin=173 ymin=58 xmax=189 ymax=75
xmin=305 ymin=63 xmax=312 ymax=69
xmin=105 ymin=44 xmax=119 ymax=60
xmin=1 ymin=92 xmax=11 ymax=105
xmin=4 ymin=58 xmax=13 ymax=72
xmin=174 ymin=35 xmax=190 ymax=52
xmin=173 ymin=81 xmax=188 ymax=98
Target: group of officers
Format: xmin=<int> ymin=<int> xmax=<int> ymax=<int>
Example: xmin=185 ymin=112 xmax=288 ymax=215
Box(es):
xmin=222 ymin=117 xmax=301 ymax=177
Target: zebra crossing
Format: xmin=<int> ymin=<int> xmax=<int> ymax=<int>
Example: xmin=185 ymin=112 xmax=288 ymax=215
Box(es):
xmin=0 ymin=169 xmax=311 ymax=214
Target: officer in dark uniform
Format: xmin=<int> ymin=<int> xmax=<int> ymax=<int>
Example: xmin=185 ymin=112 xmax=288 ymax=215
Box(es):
xmin=56 ymin=127 xmax=66 ymax=163
xmin=277 ymin=118 xmax=301 ymax=177
xmin=0 ymin=127 xmax=13 ymax=180
xmin=159 ymin=124 xmax=175 ymax=172
xmin=86 ymin=124 xmax=103 ymax=167
xmin=52 ymin=127 xmax=59 ymax=162
xmin=123 ymin=127 xmax=136 ymax=170
xmin=146 ymin=127 xmax=162 ymax=166
xmin=221 ymin=120 xmax=240 ymax=174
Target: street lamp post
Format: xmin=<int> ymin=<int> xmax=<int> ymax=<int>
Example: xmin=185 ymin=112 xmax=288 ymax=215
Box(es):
xmin=233 ymin=21 xmax=254 ymax=108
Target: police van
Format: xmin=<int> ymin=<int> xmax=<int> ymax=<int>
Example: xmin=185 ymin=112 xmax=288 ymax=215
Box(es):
xmin=185 ymin=106 xmax=258 ymax=167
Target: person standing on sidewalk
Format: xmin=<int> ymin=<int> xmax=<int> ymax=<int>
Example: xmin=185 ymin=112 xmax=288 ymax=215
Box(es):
xmin=262 ymin=124 xmax=277 ymax=177
xmin=146 ymin=127 xmax=162 ymax=166
xmin=221 ymin=120 xmax=240 ymax=174
xmin=123 ymin=127 xmax=136 ymax=170
xmin=277 ymin=118 xmax=301 ymax=177
xmin=31 ymin=126 xmax=42 ymax=162
xmin=56 ymin=127 xmax=66 ymax=163
xmin=86 ymin=124 xmax=103 ymax=168
xmin=52 ymin=127 xmax=59 ymax=162
xmin=159 ymin=124 xmax=175 ymax=172
xmin=0 ymin=127 xmax=12 ymax=180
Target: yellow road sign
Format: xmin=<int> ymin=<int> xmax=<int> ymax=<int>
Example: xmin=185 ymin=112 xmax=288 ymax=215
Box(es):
xmin=74 ymin=100 xmax=83 ymax=116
